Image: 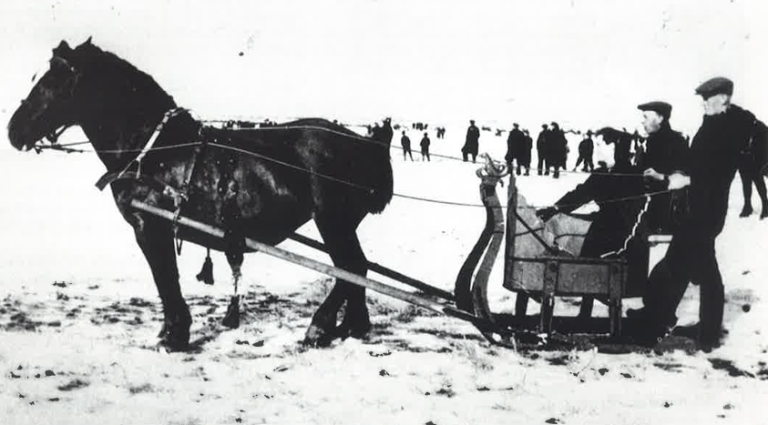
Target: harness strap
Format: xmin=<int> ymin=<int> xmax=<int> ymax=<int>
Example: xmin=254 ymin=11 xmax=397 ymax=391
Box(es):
xmin=171 ymin=139 xmax=207 ymax=255
xmin=118 ymin=108 xmax=186 ymax=179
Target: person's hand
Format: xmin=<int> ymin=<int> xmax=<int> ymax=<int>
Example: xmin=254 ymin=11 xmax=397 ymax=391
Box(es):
xmin=643 ymin=168 xmax=664 ymax=181
xmin=667 ymin=173 xmax=691 ymax=190
xmin=536 ymin=206 xmax=559 ymax=222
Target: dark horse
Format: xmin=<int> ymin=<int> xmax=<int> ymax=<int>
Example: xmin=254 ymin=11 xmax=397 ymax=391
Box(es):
xmin=738 ymin=120 xmax=768 ymax=219
xmin=7 ymin=38 xmax=393 ymax=350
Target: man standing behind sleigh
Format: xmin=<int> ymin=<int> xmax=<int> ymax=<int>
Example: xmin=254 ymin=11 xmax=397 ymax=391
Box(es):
xmin=633 ymin=77 xmax=766 ymax=351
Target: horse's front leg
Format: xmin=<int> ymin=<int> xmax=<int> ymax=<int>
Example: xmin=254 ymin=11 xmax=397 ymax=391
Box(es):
xmin=133 ymin=215 xmax=191 ymax=350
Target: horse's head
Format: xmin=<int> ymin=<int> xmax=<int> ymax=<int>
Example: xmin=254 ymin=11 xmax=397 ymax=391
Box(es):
xmin=7 ymin=39 xmax=92 ymax=151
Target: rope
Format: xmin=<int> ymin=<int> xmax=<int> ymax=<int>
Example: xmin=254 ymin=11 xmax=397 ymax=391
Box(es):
xmin=35 ymin=137 xmax=677 ymax=210
xmin=31 ymin=122 xmax=676 ymax=210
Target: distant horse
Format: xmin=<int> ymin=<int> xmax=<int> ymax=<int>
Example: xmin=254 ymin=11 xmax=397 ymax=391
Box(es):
xmin=8 ymin=38 xmax=393 ymax=350
xmin=738 ymin=120 xmax=768 ymax=219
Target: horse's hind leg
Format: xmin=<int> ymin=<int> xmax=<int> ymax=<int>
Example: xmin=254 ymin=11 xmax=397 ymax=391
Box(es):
xmin=133 ymin=217 xmax=191 ymax=350
xmin=304 ymin=214 xmax=369 ymax=346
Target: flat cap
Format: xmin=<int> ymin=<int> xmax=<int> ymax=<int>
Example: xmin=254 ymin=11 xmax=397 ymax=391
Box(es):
xmin=637 ymin=101 xmax=672 ymax=120
xmin=695 ymin=77 xmax=733 ymax=98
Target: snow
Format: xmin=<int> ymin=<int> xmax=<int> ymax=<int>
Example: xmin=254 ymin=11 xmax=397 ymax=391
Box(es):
xmin=1 ymin=124 xmax=767 ymax=425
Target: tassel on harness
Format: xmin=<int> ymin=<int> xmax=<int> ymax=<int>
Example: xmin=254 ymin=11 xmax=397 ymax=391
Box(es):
xmin=196 ymin=248 xmax=215 ymax=285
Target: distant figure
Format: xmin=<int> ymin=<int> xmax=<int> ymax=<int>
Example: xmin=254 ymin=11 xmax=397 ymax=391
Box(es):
xmin=420 ymin=132 xmax=431 ymax=161
xmin=400 ymin=131 xmax=414 ymax=161
xmin=536 ymin=124 xmax=550 ymax=175
xmin=548 ymin=122 xmax=568 ymax=178
xmin=520 ymin=129 xmax=533 ymax=176
xmin=505 ymin=123 xmax=526 ymax=175
xmin=574 ymin=130 xmax=595 ymax=172
xmin=462 ymin=119 xmax=480 ymax=163
xmin=368 ymin=123 xmax=381 ymax=138
xmin=380 ymin=117 xmax=394 ymax=145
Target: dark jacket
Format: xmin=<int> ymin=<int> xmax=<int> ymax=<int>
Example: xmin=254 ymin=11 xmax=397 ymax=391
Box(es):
xmin=578 ymin=137 xmax=594 ymax=156
xmin=554 ymin=161 xmax=649 ymax=286
xmin=505 ymin=128 xmax=526 ymax=161
xmin=643 ymin=123 xmax=689 ymax=233
xmin=401 ymin=135 xmax=411 ymax=150
xmin=420 ymin=135 xmax=430 ymax=150
xmin=520 ymin=134 xmax=533 ymax=164
xmin=547 ymin=127 xmax=568 ymax=165
xmin=463 ymin=124 xmax=480 ymax=154
xmin=682 ymin=105 xmax=756 ymax=236
xmin=536 ymin=129 xmax=548 ymax=152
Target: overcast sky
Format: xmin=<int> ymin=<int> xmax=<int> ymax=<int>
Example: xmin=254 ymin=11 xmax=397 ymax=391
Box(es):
xmin=1 ymin=0 xmax=766 ymax=138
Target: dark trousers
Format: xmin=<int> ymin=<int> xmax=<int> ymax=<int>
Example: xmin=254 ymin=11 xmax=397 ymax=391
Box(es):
xmin=462 ymin=151 xmax=477 ymax=163
xmin=421 ymin=147 xmax=430 ymax=161
xmin=643 ymin=227 xmax=723 ymax=344
xmin=537 ymin=151 xmax=548 ymax=175
xmin=402 ymin=147 xmax=413 ymax=161
xmin=574 ymin=154 xmax=594 ymax=172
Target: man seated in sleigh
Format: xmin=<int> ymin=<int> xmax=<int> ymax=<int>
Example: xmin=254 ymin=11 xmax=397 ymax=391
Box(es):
xmin=535 ymin=103 xmax=689 ymax=320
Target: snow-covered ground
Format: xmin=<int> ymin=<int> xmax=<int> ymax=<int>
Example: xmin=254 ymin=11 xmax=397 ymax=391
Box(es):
xmin=1 ymin=124 xmax=767 ymax=425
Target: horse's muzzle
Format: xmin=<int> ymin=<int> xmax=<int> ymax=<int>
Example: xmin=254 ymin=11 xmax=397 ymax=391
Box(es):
xmin=7 ymin=103 xmax=39 ymax=151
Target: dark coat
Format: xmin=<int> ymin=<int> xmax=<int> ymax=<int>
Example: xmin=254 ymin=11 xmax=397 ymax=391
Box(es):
xmin=554 ymin=161 xmax=649 ymax=285
xmin=547 ymin=128 xmax=568 ymax=165
xmin=578 ymin=137 xmax=594 ymax=156
xmin=463 ymin=124 xmax=480 ymax=155
xmin=643 ymin=123 xmax=689 ymax=233
xmin=520 ymin=134 xmax=533 ymax=164
xmin=401 ymin=135 xmax=411 ymax=150
xmin=420 ymin=135 xmax=430 ymax=150
xmin=536 ymin=129 xmax=548 ymax=152
xmin=682 ymin=105 xmax=756 ymax=236
xmin=505 ymin=128 xmax=526 ymax=161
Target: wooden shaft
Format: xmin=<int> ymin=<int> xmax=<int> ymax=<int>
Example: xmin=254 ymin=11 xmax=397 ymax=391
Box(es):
xmin=131 ymin=200 xmax=457 ymax=317
xmin=287 ymin=233 xmax=455 ymax=301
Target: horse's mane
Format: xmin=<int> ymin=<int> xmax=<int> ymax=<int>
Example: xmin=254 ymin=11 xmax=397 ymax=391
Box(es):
xmin=72 ymin=42 xmax=176 ymax=112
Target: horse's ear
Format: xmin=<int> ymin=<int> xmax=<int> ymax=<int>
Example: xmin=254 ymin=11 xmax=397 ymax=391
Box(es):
xmin=53 ymin=40 xmax=72 ymax=59
xmin=84 ymin=36 xmax=92 ymax=45
xmin=54 ymin=40 xmax=71 ymax=53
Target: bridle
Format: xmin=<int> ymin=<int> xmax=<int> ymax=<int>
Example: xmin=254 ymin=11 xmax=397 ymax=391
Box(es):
xmin=23 ymin=55 xmax=81 ymax=147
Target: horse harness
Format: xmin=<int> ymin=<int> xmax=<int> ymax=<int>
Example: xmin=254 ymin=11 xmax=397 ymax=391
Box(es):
xmin=95 ymin=108 xmax=207 ymax=253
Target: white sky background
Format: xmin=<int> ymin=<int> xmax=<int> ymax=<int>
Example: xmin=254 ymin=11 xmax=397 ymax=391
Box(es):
xmin=0 ymin=0 xmax=766 ymax=140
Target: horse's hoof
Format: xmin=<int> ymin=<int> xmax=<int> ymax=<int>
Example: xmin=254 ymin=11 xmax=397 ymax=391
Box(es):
xmin=337 ymin=318 xmax=372 ymax=340
xmin=303 ymin=324 xmax=335 ymax=348
xmin=158 ymin=332 xmax=190 ymax=352
xmin=740 ymin=207 xmax=753 ymax=217
xmin=761 ymin=210 xmax=768 ymax=219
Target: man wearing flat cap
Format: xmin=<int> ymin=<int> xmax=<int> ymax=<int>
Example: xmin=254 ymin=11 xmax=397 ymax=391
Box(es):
xmin=637 ymin=101 xmax=689 ymax=234
xmin=635 ymin=77 xmax=763 ymax=351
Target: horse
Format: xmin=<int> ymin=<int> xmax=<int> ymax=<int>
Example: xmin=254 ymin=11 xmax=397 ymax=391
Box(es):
xmin=7 ymin=38 xmax=393 ymax=350
xmin=738 ymin=119 xmax=768 ymax=219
